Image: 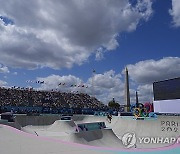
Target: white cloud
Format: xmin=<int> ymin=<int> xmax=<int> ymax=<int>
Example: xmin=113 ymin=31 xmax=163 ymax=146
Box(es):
xmin=127 ymin=57 xmax=180 ymax=84
xmin=87 ymin=70 xmax=125 ymax=103
xmin=88 ymin=70 xmax=122 ymax=89
xmin=34 ymin=57 xmax=180 ymax=105
xmin=95 ymin=47 xmax=105 ymax=61
xmin=169 ymin=0 xmax=180 ymax=27
xmin=36 ymin=74 xmax=82 ymax=92
xmin=0 ymin=80 xmax=7 ymax=86
xmin=0 ymin=0 xmax=153 ymax=69
xmin=0 ymin=64 xmax=9 ymax=73
xmin=35 ymin=70 xmax=151 ymax=105
xmin=36 ymin=70 xmax=125 ymax=104
xmin=137 ymin=84 xmax=153 ymax=103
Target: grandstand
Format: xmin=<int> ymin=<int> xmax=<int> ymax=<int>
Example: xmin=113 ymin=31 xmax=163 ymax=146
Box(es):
xmin=0 ymin=87 xmax=107 ymax=114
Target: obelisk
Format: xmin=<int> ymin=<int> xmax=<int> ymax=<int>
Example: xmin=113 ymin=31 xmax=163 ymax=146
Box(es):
xmin=125 ymin=67 xmax=130 ymax=112
xmin=135 ymin=91 xmax=139 ymax=107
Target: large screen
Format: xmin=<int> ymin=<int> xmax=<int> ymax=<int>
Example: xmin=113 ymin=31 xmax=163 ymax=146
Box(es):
xmin=153 ymin=77 xmax=180 ymax=101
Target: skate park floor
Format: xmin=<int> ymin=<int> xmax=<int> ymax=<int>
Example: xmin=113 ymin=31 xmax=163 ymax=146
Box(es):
xmin=0 ymin=114 xmax=180 ymax=154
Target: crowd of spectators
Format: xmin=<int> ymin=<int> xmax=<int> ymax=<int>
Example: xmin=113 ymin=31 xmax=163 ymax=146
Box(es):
xmin=0 ymin=87 xmax=107 ymax=112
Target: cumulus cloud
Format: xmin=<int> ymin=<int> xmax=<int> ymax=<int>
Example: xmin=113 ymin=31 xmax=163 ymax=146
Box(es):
xmin=88 ymin=70 xmax=122 ymax=89
xmin=36 ymin=70 xmax=125 ymax=104
xmin=35 ymin=70 xmax=152 ymax=105
xmin=0 ymin=64 xmax=9 ymax=73
xmin=137 ymin=84 xmax=153 ymax=102
xmin=0 ymin=80 xmax=8 ymax=86
xmin=169 ymin=0 xmax=180 ymax=27
xmin=36 ymin=74 xmax=82 ymax=92
xmin=0 ymin=0 xmax=153 ymax=69
xmin=22 ymin=56 xmax=180 ymax=105
xmin=35 ymin=57 xmax=180 ymax=104
xmin=95 ymin=47 xmax=105 ymax=61
xmin=127 ymin=57 xmax=180 ymax=84
xmin=87 ymin=70 xmax=125 ymax=103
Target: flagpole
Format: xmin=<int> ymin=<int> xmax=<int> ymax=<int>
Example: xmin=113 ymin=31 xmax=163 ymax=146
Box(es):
xmin=92 ymin=69 xmax=96 ymax=97
xmin=80 ymin=81 xmax=83 ymax=94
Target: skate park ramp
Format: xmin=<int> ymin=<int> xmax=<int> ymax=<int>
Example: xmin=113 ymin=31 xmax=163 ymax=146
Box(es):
xmin=0 ymin=119 xmax=180 ymax=154
xmin=0 ymin=124 xmax=118 ymax=154
xmin=21 ymin=119 xmax=124 ymax=148
xmin=72 ymin=115 xmax=180 ymax=148
xmin=56 ymin=128 xmax=124 ymax=148
xmin=22 ymin=119 xmax=76 ymax=135
xmin=1 ymin=114 xmax=180 ymax=150
xmin=110 ymin=115 xmax=180 ymax=148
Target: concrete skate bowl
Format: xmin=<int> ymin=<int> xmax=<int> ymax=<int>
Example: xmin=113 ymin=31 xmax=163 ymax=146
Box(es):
xmin=1 ymin=114 xmax=124 ymax=149
xmin=59 ymin=128 xmax=124 ymax=148
xmin=1 ymin=124 xmax=179 ymax=154
xmin=17 ymin=116 xmax=124 ymax=148
xmin=1 ymin=114 xmax=180 ymax=150
xmin=72 ymin=115 xmax=180 ymax=149
xmin=0 ymin=124 xmax=124 ymax=154
xmin=22 ymin=119 xmax=77 ymax=136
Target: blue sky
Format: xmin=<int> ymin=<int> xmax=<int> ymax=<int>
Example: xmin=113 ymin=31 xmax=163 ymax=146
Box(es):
xmin=0 ymin=0 xmax=180 ymax=104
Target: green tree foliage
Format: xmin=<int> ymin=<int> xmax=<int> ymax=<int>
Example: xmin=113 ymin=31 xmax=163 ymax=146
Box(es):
xmin=108 ymin=98 xmax=120 ymax=109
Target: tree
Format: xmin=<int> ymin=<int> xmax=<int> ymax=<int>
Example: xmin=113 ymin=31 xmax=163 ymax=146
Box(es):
xmin=108 ymin=98 xmax=120 ymax=110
